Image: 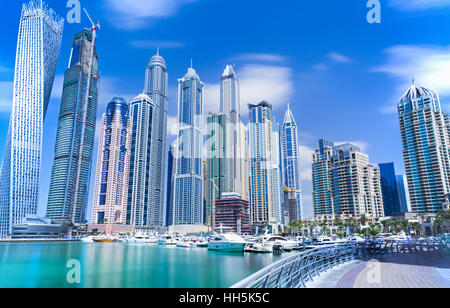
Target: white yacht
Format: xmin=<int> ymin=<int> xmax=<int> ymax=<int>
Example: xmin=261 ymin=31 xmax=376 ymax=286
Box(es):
xmin=263 ymin=235 xmax=299 ymax=250
xmin=208 ymin=234 xmax=247 ymax=252
xmin=126 ymin=235 xmax=158 ymax=243
xmin=81 ymin=236 xmax=95 ymax=243
xmin=176 ymin=238 xmax=192 ymax=248
xmin=158 ymin=235 xmax=178 ymax=245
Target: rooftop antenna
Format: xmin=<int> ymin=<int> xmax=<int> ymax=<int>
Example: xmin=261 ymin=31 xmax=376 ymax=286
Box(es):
xmin=190 ymin=58 xmax=193 ymax=69
xmin=157 ymin=47 xmax=160 ymax=56
xmin=411 ymin=71 xmax=415 ymax=85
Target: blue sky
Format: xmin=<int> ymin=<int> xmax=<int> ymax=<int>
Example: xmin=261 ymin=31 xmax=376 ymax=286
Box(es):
xmin=0 ymin=0 xmax=450 ymax=219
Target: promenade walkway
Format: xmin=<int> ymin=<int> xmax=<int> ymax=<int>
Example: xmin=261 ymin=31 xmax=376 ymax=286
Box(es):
xmin=307 ymin=254 xmax=450 ymax=288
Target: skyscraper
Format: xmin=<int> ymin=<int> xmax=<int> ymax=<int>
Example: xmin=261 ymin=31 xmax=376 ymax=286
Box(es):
xmin=312 ymin=139 xmax=335 ymax=216
xmin=173 ymin=66 xmax=204 ymax=225
xmin=398 ymin=82 xmax=450 ymax=213
xmin=280 ymin=105 xmax=303 ymax=221
xmin=91 ymin=98 xmax=131 ymax=225
xmin=205 ymin=112 xmax=233 ymax=227
xmin=220 ymin=65 xmax=249 ymax=202
xmin=143 ymin=52 xmax=169 ymax=226
xmin=166 ymin=145 xmax=176 ymax=226
xmin=248 ymin=101 xmax=283 ymax=225
xmin=396 ymin=175 xmax=409 ymax=213
xmin=0 ymin=1 xmax=63 ymax=238
xmin=46 ymin=30 xmax=99 ymax=224
xmin=379 ymin=163 xmax=408 ymax=216
xmin=312 ymin=140 xmax=384 ymax=218
xmin=127 ymin=94 xmax=154 ymax=226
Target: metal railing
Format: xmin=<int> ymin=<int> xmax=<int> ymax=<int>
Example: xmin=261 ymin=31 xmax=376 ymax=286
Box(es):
xmin=231 ymin=238 xmax=449 ymax=289
xmin=231 ymin=244 xmax=355 ymax=288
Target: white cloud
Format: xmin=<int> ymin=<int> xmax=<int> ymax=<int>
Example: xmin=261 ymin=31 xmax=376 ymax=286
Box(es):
xmin=299 ymin=145 xmax=314 ymax=181
xmin=313 ymin=63 xmax=328 ymax=71
xmin=374 ymin=45 xmax=450 ymax=112
xmin=167 ymin=116 xmax=179 ymax=136
xmin=205 ymin=64 xmax=293 ymax=115
xmin=389 ymin=0 xmax=450 ymax=10
xmin=328 ymin=52 xmax=352 ymax=64
xmin=104 ymin=0 xmax=197 ymax=29
xmin=230 ymin=53 xmax=287 ymax=63
xmin=0 ymin=80 xmax=13 ymax=113
xmin=129 ymin=40 xmax=185 ymax=49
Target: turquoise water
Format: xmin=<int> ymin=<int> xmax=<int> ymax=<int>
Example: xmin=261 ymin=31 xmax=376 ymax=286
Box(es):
xmin=0 ymin=242 xmax=289 ymax=288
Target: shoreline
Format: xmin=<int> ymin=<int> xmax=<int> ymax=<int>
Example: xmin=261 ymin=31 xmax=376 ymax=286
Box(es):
xmin=0 ymin=239 xmax=81 ymax=243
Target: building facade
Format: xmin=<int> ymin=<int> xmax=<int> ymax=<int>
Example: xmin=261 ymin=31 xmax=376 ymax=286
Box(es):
xmin=46 ymin=30 xmax=99 ymax=224
xmin=205 ymin=113 xmax=233 ymax=227
xmin=173 ymin=67 xmax=204 ymax=225
xmin=312 ymin=140 xmax=384 ymax=219
xmin=281 ymin=105 xmax=303 ymax=221
xmin=215 ymin=192 xmax=251 ymax=235
xmin=398 ymin=82 xmax=450 ymax=213
xmin=248 ymin=101 xmax=283 ymax=226
xmin=0 ymin=1 xmax=64 ymax=238
xmin=91 ymin=98 xmax=131 ymax=225
xmin=379 ymin=162 xmax=408 ymax=216
xmin=166 ymin=144 xmax=176 ymax=227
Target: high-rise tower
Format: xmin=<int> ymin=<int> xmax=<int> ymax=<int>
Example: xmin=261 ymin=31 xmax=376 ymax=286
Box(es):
xmin=398 ymin=82 xmax=450 ymax=213
xmin=91 ymin=98 xmax=131 ymax=225
xmin=46 ymin=30 xmax=99 ymax=224
xmin=280 ymin=105 xmax=303 ymax=221
xmin=0 ymin=1 xmax=64 ymax=238
xmin=173 ymin=66 xmax=204 ymax=225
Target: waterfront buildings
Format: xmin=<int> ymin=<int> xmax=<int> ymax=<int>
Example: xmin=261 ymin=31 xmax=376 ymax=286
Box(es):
xmin=46 ymin=30 xmax=99 ymax=224
xmin=280 ymin=105 xmax=303 ymax=221
xmin=248 ymin=101 xmax=283 ymax=226
xmin=283 ymin=187 xmax=299 ymax=224
xmin=215 ymin=192 xmax=251 ymax=235
xmin=205 ymin=113 xmax=233 ymax=227
xmin=396 ymin=175 xmax=409 ymax=213
xmin=312 ymin=139 xmax=384 ymax=219
xmin=0 ymin=1 xmax=64 ymax=238
xmin=91 ymin=98 xmax=131 ymax=226
xmin=379 ymin=162 xmax=408 ymax=216
xmin=398 ymin=82 xmax=450 ymax=213
xmin=173 ymin=66 xmax=204 ymax=225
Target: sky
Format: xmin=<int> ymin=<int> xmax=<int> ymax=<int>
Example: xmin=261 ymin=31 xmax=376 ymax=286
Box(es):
xmin=0 ymin=0 xmax=450 ymax=220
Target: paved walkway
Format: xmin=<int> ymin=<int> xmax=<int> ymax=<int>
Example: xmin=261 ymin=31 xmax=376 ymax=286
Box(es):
xmin=308 ymin=254 xmax=450 ymax=288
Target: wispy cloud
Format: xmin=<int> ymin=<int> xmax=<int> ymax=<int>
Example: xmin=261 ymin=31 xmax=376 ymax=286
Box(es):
xmin=313 ymin=63 xmax=328 ymax=71
xmin=104 ymin=0 xmax=197 ymax=30
xmin=328 ymin=52 xmax=352 ymax=64
xmin=230 ymin=53 xmax=287 ymax=63
xmin=335 ymin=141 xmax=369 ymax=153
xmin=389 ymin=0 xmax=450 ymax=11
xmin=374 ymin=44 xmax=450 ymax=113
xmin=205 ymin=64 xmax=293 ymax=115
xmin=129 ymin=40 xmax=185 ymax=50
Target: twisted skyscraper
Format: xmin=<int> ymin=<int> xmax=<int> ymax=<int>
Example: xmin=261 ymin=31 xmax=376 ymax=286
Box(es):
xmin=0 ymin=1 xmax=63 ymax=238
xmin=46 ymin=30 xmax=99 ymax=224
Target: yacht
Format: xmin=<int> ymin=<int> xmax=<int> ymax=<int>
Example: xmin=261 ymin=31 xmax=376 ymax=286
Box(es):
xmin=263 ymin=235 xmax=299 ymax=250
xmin=158 ymin=235 xmax=178 ymax=245
xmin=81 ymin=236 xmax=95 ymax=243
xmin=208 ymin=234 xmax=247 ymax=252
xmin=176 ymin=238 xmax=192 ymax=248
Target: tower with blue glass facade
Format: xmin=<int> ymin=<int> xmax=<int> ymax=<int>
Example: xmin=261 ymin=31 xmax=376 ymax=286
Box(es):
xmin=46 ymin=30 xmax=99 ymax=224
xmin=0 ymin=1 xmax=63 ymax=238
xmin=91 ymin=98 xmax=131 ymax=225
xmin=398 ymin=82 xmax=450 ymax=213
xmin=166 ymin=144 xmax=176 ymax=227
xmin=281 ymin=105 xmax=303 ymax=221
xmin=379 ymin=162 xmax=409 ymax=216
xmin=173 ymin=66 xmax=204 ymax=225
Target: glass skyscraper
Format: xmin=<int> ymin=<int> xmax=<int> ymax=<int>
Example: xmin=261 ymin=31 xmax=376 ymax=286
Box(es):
xmin=205 ymin=112 xmax=233 ymax=227
xmin=46 ymin=30 xmax=99 ymax=224
xmin=0 ymin=1 xmax=63 ymax=238
xmin=280 ymin=105 xmax=303 ymax=221
xmin=128 ymin=53 xmax=168 ymax=227
xmin=248 ymin=101 xmax=283 ymax=225
xmin=379 ymin=162 xmax=408 ymax=216
xmin=173 ymin=66 xmax=204 ymax=225
xmin=398 ymin=82 xmax=450 ymax=213
xmin=91 ymin=98 xmax=131 ymax=225
xmin=166 ymin=144 xmax=176 ymax=227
